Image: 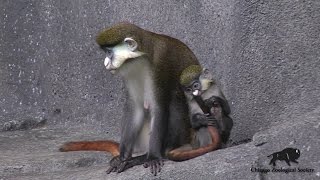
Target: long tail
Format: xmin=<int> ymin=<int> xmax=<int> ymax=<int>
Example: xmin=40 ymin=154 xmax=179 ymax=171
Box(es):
xmin=59 ymin=140 xmax=120 ymax=157
xmin=167 ymin=126 xmax=221 ymax=161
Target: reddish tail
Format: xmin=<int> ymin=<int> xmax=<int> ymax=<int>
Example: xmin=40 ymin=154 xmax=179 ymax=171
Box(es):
xmin=59 ymin=140 xmax=120 ymax=157
xmin=167 ymin=126 xmax=221 ymax=161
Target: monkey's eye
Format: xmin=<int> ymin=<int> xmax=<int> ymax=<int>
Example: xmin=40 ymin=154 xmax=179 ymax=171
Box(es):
xmin=186 ymin=88 xmax=192 ymax=92
xmin=104 ymin=48 xmax=113 ymax=56
xmin=193 ymin=82 xmax=200 ymax=89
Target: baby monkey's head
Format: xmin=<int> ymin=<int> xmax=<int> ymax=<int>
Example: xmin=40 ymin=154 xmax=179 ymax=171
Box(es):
xmin=180 ymin=65 xmax=214 ymax=99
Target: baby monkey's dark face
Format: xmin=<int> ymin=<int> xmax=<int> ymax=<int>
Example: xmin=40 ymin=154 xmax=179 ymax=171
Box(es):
xmin=184 ymin=79 xmax=202 ymax=96
xmin=182 ymin=68 xmax=214 ymax=100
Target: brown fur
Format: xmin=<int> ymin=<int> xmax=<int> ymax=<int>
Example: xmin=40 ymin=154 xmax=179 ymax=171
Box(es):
xmin=96 ymin=22 xmax=199 ymax=75
xmin=167 ymin=126 xmax=221 ymax=161
xmin=60 ymin=140 xmax=120 ymax=156
xmin=59 ymin=131 xmax=220 ymax=161
xmin=60 ymin=23 xmax=220 ymax=172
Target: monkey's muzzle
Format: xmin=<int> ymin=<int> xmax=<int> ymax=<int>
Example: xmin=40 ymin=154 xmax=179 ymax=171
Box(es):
xmin=105 ymin=64 xmax=117 ymax=74
xmin=192 ymin=90 xmax=201 ymax=96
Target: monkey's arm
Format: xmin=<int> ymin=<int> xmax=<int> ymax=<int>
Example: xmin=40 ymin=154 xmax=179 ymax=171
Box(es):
xmin=205 ymin=96 xmax=233 ymax=143
xmin=143 ymin=106 xmax=166 ymax=176
xmin=191 ymin=113 xmax=209 ymax=129
xmin=167 ymin=125 xmax=221 ymax=161
xmin=118 ymin=92 xmax=146 ymax=161
xmin=205 ymin=96 xmax=231 ymax=115
xmin=143 ymin=79 xmax=169 ymax=176
xmin=105 ymin=90 xmax=149 ymax=174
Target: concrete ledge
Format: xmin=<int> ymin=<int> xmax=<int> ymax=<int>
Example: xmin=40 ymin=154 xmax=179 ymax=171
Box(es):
xmin=1 ymin=107 xmax=319 ymax=180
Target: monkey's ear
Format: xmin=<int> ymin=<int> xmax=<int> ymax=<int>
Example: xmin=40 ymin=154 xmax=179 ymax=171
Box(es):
xmin=124 ymin=37 xmax=138 ymax=51
xmin=203 ymin=68 xmax=210 ymax=75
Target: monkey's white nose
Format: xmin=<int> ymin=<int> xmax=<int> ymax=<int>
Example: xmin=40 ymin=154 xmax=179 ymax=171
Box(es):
xmin=193 ymin=90 xmax=200 ymax=96
xmin=104 ymin=57 xmax=111 ymax=69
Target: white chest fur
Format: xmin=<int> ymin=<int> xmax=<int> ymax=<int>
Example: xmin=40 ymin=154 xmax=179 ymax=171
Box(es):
xmin=118 ymin=58 xmax=154 ymax=155
xmin=119 ymin=57 xmax=155 ymax=108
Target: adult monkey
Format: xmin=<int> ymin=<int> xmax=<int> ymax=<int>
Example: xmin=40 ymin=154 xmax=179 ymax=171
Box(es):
xmin=60 ymin=22 xmax=224 ymax=175
xmin=96 ymin=22 xmax=198 ymax=175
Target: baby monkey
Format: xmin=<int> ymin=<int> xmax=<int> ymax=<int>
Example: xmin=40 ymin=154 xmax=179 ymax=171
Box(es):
xmin=180 ymin=65 xmax=233 ymax=147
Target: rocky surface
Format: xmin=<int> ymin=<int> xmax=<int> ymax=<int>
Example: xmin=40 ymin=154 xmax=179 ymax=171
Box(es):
xmin=1 ymin=107 xmax=319 ymax=180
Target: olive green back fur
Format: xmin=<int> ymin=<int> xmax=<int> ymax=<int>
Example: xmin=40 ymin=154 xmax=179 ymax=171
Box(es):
xmin=180 ymin=65 xmax=202 ymax=86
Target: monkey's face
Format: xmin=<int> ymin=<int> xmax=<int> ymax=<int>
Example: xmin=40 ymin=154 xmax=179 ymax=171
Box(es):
xmin=102 ymin=38 xmax=144 ymax=74
xmin=184 ymin=80 xmax=202 ymax=97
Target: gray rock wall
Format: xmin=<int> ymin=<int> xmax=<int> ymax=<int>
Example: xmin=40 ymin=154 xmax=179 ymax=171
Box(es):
xmin=1 ymin=0 xmax=319 ymax=143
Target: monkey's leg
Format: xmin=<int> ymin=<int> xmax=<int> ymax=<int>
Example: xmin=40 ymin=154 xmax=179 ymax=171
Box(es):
xmin=142 ymin=85 xmax=170 ymax=176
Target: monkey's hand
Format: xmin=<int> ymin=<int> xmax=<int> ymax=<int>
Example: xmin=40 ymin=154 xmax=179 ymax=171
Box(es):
xmin=143 ymin=157 xmax=164 ymax=176
xmin=205 ymin=96 xmax=231 ymax=115
xmin=106 ymin=154 xmax=148 ymax=174
xmin=106 ymin=155 xmax=135 ymax=174
xmin=204 ymin=96 xmax=220 ymax=108
xmin=106 ymin=156 xmax=127 ymax=174
xmin=191 ymin=113 xmax=209 ymax=129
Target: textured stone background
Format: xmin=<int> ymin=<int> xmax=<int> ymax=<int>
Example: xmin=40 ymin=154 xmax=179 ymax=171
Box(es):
xmin=0 ymin=0 xmax=319 ymax=179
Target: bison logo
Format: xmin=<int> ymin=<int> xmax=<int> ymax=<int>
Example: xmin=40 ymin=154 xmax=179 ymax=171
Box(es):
xmin=268 ymin=148 xmax=300 ymax=166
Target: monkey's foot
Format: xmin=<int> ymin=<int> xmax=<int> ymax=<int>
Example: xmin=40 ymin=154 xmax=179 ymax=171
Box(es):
xmin=143 ymin=158 xmax=164 ymax=176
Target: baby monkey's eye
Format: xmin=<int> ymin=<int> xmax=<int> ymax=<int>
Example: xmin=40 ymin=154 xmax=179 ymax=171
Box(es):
xmin=193 ymin=82 xmax=200 ymax=89
xmin=186 ymin=88 xmax=192 ymax=92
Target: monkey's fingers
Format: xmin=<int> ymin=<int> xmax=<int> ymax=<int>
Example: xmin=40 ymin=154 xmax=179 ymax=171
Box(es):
xmin=144 ymin=159 xmax=164 ymax=176
xmin=155 ymin=159 xmax=164 ymax=175
xmin=159 ymin=159 xmax=164 ymax=170
xmin=106 ymin=156 xmax=121 ymax=174
xmin=117 ymin=161 xmax=129 ymax=173
xmin=106 ymin=166 xmax=117 ymax=174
